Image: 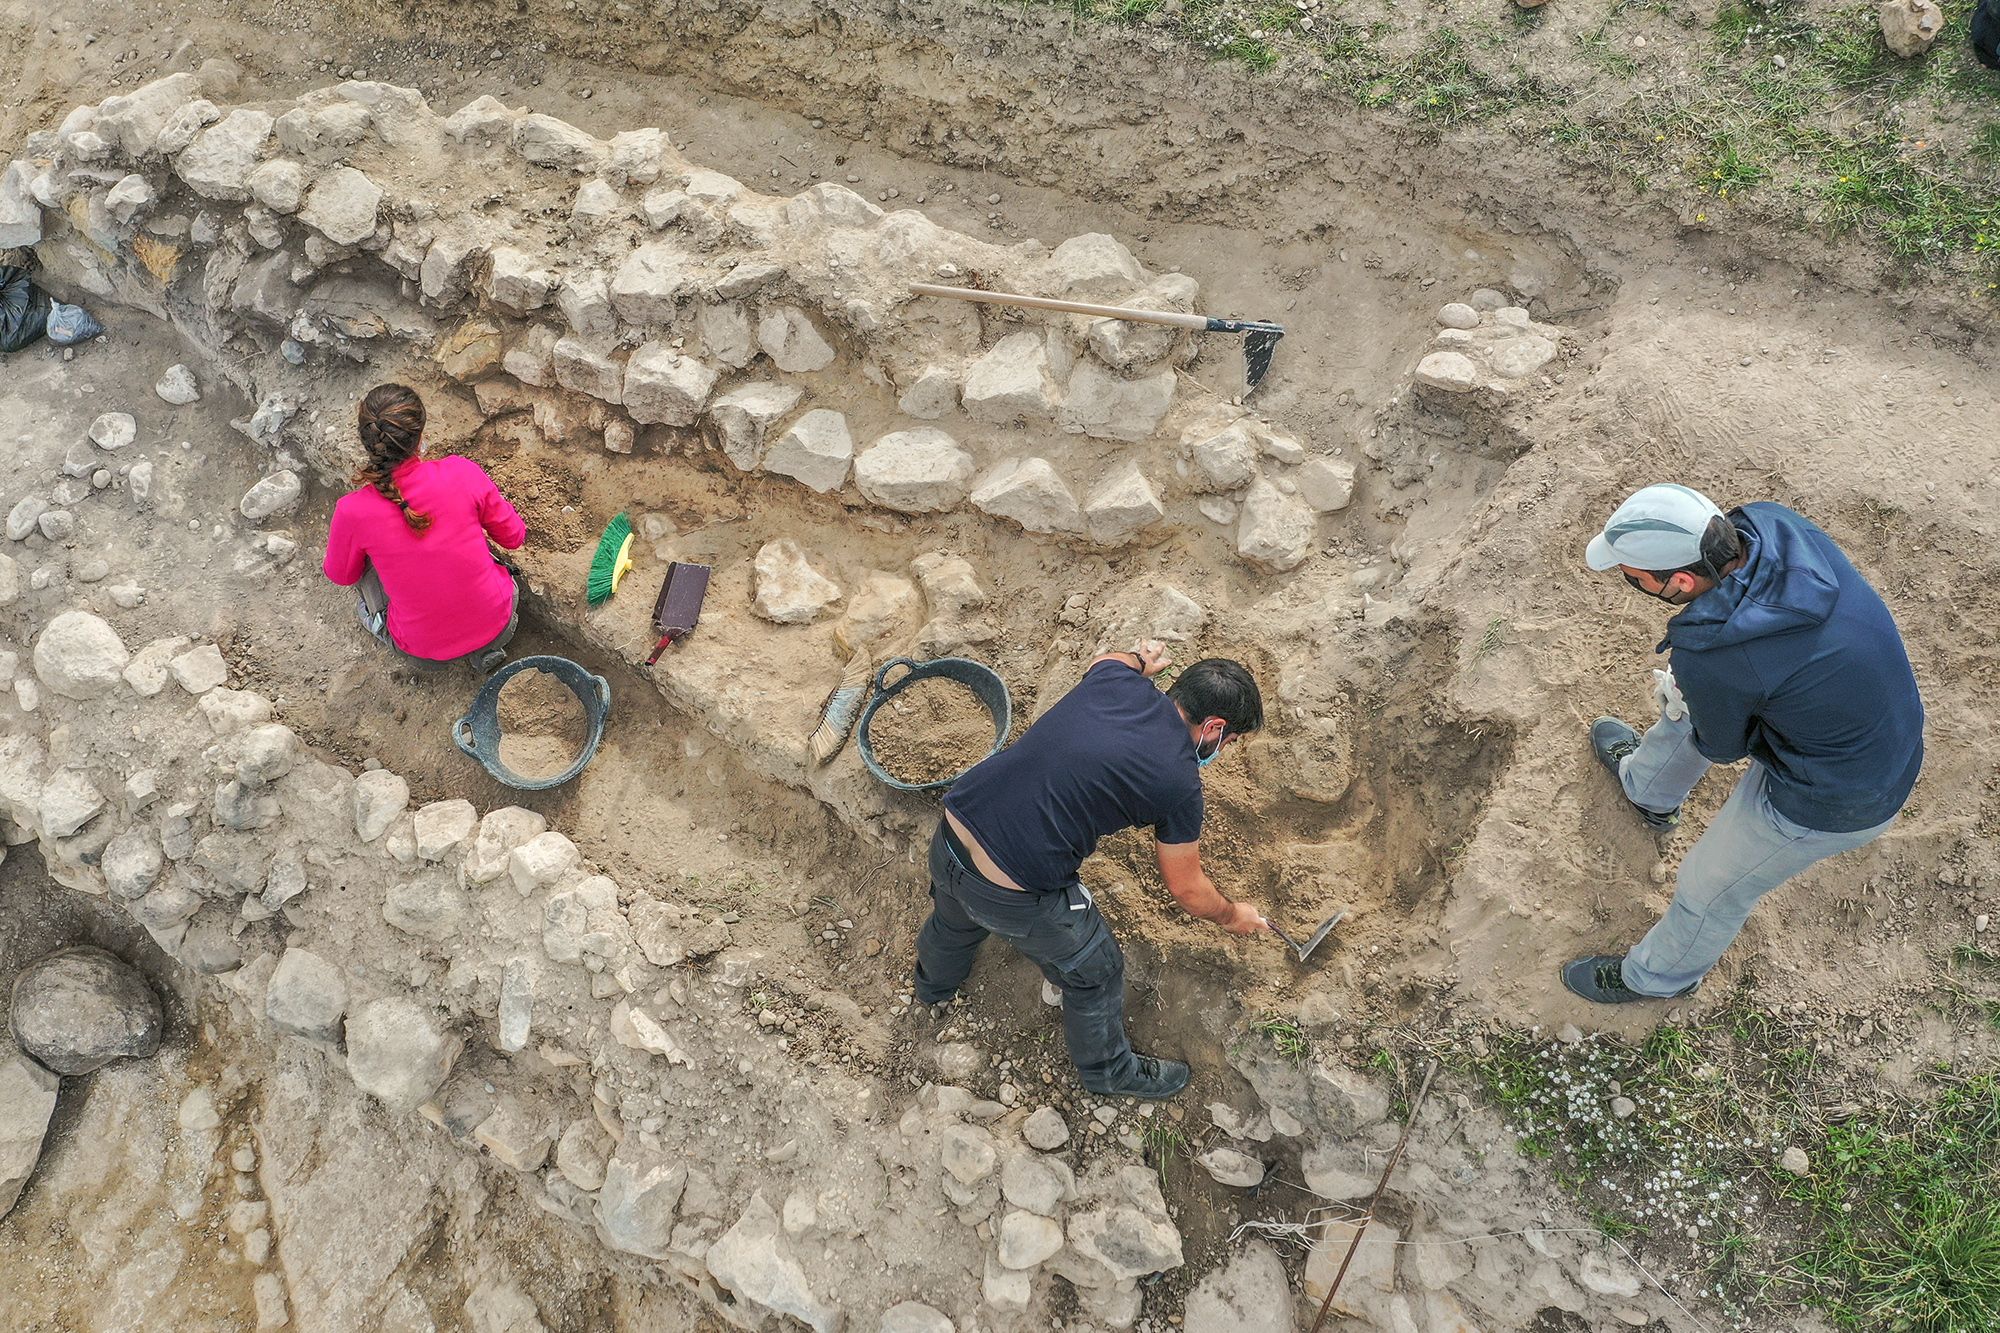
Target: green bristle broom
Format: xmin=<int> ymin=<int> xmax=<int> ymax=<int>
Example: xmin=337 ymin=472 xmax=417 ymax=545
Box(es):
xmin=586 ymin=512 xmax=634 ymax=606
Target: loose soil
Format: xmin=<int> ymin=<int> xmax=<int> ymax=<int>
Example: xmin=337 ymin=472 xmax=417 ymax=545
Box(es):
xmin=496 ymin=667 xmax=589 ymax=780
xmin=5 ymin=0 xmax=2000 ymax=1327
xmin=865 ymin=676 xmax=996 ymax=787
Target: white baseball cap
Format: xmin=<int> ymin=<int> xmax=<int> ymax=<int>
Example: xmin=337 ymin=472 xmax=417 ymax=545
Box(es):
xmin=1585 ymin=484 xmax=1724 ymax=572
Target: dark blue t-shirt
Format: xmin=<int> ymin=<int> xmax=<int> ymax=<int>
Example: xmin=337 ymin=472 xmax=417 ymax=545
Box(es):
xmin=943 ymin=660 xmax=1204 ymax=893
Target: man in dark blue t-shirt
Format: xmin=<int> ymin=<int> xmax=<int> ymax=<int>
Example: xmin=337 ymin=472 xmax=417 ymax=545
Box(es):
xmin=913 ymin=647 xmax=1269 ymax=1099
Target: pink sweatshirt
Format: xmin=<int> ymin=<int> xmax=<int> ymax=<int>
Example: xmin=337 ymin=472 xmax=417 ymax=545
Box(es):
xmin=323 ymin=455 xmax=527 ymax=660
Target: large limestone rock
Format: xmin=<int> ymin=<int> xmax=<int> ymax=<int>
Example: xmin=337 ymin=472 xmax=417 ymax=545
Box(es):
xmin=352 ymin=768 xmax=409 ymax=842
xmin=758 ymin=306 xmax=836 ymax=372
xmin=970 ymin=457 xmax=1085 ymax=536
xmin=1183 ymin=1242 xmax=1294 ymax=1333
xmin=1236 ymin=478 xmax=1316 ymax=573
xmin=0 ymin=1043 xmax=59 ymax=1218
xmin=1001 ymin=1151 xmax=1075 ymax=1215
xmin=39 ymin=771 xmax=104 ymax=840
xmin=753 ymin=539 xmax=842 ymax=625
xmin=707 ymin=1193 xmax=839 ymax=1332
xmin=101 ymin=829 xmax=164 ymax=899
xmin=998 ymin=1210 xmax=1065 ymax=1269
xmin=33 ymin=611 xmax=131 ymax=700
xmin=962 ymin=332 xmax=1057 ymax=424
xmin=298 ymin=165 xmax=381 ymax=246
xmin=413 ymin=799 xmax=479 ymax=860
xmin=92 ymin=73 xmax=202 ymax=155
xmin=557 ymin=271 xmax=617 ymax=337
xmin=509 ymin=831 xmax=581 ymax=894
xmin=695 ymin=301 xmax=756 ymax=368
xmin=609 ymin=243 xmax=697 ymax=325
xmin=1879 ymin=0 xmax=1944 ymax=55
xmin=762 ymin=410 xmax=854 ymax=493
xmin=1067 ymin=1204 xmax=1184 ymax=1281
xmin=896 ymin=364 xmax=959 ymax=419
xmin=1082 ymin=461 xmax=1165 ymax=545
xmin=10 ymin=947 xmax=163 ymax=1076
xmin=1184 ymin=422 xmax=1262 ymax=494
xmin=1414 ymin=351 xmax=1477 ymax=393
xmin=1196 ymin=1146 xmax=1266 ymax=1188
xmin=0 ymin=160 xmax=40 ymax=248
xmin=511 ymin=114 xmax=603 ymax=171
xmin=1042 ymin=233 xmax=1146 ymax=298
xmin=623 ymin=344 xmax=718 ymax=427
xmin=1295 ymin=457 xmax=1357 ymax=514
xmin=596 ymin=1144 xmax=687 ymax=1258
xmin=464 ymin=807 xmax=547 ymax=884
xmin=345 ymin=998 xmax=459 ymax=1112
xmin=854 ymin=429 xmax=975 ymax=513
xmin=443 ymin=94 xmax=517 ymax=145
xmin=708 ymin=382 xmax=802 ymax=472
xmin=239 ymin=471 xmax=303 ymax=522
xmin=246 ymin=159 xmax=307 ymax=214
xmin=174 ymin=109 xmax=273 ymax=201
xmin=1303 ymin=1219 xmax=1399 ymax=1307
xmin=549 ymin=336 xmax=622 ymax=406
xmin=487 ymin=247 xmax=558 ymax=314
xmin=265 ymin=948 xmax=349 ymax=1043
xmin=878 ymin=1303 xmax=953 ymax=1333
xmin=1059 ymin=363 xmax=1176 ymax=442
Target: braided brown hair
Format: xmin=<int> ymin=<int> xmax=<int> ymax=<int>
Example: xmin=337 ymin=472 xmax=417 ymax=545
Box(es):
xmin=355 ymin=383 xmax=431 ymax=532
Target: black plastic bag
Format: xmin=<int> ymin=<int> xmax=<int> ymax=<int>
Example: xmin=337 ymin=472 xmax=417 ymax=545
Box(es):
xmin=0 ymin=265 xmax=48 ymax=354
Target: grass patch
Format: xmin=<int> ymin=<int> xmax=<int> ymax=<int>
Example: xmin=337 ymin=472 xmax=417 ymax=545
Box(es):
xmin=1250 ymin=1014 xmax=1312 ymax=1064
xmin=1445 ymin=986 xmax=2000 ymax=1330
xmin=1142 ymin=1123 xmax=1192 ymax=1189
xmin=1783 ymin=1074 xmax=2000 ymax=1331
xmin=1032 ymin=0 xmax=2000 ymax=294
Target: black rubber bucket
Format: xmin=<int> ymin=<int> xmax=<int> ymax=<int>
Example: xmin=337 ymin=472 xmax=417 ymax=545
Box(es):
xmin=856 ymin=656 xmax=1011 ymax=792
xmin=453 ymin=655 xmax=611 ymax=791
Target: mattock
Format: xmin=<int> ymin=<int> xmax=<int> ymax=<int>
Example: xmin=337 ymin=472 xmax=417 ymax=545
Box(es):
xmin=1268 ymin=909 xmax=1347 ymax=963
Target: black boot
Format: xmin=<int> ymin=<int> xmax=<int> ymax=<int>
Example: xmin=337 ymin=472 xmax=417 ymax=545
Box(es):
xmin=1087 ymin=1053 xmax=1190 ymax=1100
xmin=1591 ymin=717 xmax=1680 ymax=831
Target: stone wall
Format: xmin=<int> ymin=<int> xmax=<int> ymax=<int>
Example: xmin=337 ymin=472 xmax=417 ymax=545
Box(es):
xmin=5 ymin=72 xmax=1354 ymax=577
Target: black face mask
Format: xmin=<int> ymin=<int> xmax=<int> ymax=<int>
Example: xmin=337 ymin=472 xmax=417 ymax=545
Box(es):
xmin=1623 ymin=572 xmax=1678 ymax=603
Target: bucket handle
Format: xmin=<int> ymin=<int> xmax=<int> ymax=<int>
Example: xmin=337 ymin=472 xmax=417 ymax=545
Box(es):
xmin=872 ymin=656 xmax=921 ymax=694
xmin=452 ymin=714 xmax=480 ymax=759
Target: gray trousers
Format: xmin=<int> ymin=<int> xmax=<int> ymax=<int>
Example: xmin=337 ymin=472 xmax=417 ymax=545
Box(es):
xmin=356 ymin=563 xmax=519 ymax=671
xmin=1616 ymin=709 xmax=1895 ymax=995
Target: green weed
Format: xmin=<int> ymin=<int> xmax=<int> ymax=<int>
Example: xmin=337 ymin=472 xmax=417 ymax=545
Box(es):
xmin=1252 ymin=1014 xmax=1312 ymax=1065
xmin=1142 ymin=1123 xmax=1191 ymax=1188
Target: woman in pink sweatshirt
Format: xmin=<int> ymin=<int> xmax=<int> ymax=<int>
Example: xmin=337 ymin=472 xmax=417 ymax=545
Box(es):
xmin=322 ymin=384 xmax=527 ymax=672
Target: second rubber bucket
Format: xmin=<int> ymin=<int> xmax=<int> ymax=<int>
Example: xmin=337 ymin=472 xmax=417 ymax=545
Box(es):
xmin=855 ymin=656 xmax=1010 ymax=792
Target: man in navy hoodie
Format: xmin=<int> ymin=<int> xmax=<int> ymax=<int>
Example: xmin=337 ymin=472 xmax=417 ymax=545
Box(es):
xmin=1564 ymin=483 xmax=1924 ymax=1003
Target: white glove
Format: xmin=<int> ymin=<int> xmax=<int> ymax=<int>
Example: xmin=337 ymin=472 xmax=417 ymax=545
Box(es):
xmin=1652 ymin=667 xmax=1688 ymax=722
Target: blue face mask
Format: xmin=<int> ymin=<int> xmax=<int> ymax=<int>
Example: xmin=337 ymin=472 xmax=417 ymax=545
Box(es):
xmin=1195 ymin=725 xmax=1228 ymax=768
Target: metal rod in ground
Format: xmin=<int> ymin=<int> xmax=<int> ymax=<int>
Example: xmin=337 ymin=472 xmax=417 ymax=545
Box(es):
xmin=1306 ymin=1058 xmax=1442 ymax=1333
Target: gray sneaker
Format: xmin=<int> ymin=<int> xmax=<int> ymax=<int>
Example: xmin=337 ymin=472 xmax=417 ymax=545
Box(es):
xmin=1591 ymin=717 xmax=1680 ymax=831
xmin=1562 ymin=954 xmax=1699 ymax=1005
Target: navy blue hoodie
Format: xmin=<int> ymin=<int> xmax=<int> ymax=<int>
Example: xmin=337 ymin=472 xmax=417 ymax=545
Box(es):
xmin=1664 ymin=503 xmax=1923 ymax=833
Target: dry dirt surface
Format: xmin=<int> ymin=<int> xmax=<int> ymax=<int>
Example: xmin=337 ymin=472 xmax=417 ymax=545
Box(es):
xmin=1 ymin=0 xmax=1999 ymax=1330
